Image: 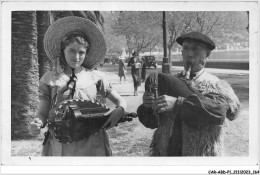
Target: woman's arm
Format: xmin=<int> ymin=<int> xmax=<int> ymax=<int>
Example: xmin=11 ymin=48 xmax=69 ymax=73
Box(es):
xmin=102 ymin=90 xmax=127 ymax=129
xmin=35 ymin=80 xmax=52 ymax=126
xmin=29 ymin=97 xmax=50 ymax=136
xmin=106 ymin=90 xmax=127 ymax=110
xmin=35 ymin=99 xmax=51 ymax=126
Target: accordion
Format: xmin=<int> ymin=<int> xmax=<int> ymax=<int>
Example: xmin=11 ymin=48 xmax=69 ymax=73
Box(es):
xmin=48 ymin=99 xmax=136 ymax=144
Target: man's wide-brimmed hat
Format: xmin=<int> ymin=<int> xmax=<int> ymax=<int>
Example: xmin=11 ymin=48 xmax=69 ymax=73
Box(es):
xmin=44 ymin=16 xmax=107 ymax=69
xmin=176 ymin=32 xmax=216 ymax=51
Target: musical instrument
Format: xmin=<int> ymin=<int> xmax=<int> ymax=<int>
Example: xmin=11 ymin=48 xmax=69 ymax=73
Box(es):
xmin=48 ymin=99 xmax=137 ymax=144
xmin=145 ymin=72 xmax=195 ymax=156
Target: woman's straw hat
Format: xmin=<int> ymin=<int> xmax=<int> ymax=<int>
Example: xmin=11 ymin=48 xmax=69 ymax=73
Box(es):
xmin=44 ymin=16 xmax=107 ymax=69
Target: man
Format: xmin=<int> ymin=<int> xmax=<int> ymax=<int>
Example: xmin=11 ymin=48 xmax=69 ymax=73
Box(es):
xmin=137 ymin=32 xmax=241 ymax=156
xmin=128 ymin=51 xmax=143 ymax=96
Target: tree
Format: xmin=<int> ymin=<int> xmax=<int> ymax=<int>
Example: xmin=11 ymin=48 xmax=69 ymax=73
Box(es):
xmin=37 ymin=11 xmax=52 ymax=79
xmin=167 ymin=12 xmax=192 ymax=61
xmin=188 ymin=12 xmax=225 ymax=35
xmin=11 ymin=11 xmax=39 ymax=138
xmin=112 ymin=11 xmax=162 ymax=57
xmin=102 ymin=12 xmax=126 ymax=55
xmin=167 ymin=11 xmax=226 ymax=61
xmin=219 ymin=12 xmax=248 ymax=44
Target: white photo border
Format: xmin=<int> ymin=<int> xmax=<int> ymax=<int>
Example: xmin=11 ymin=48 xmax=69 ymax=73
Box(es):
xmin=1 ymin=0 xmax=259 ymax=174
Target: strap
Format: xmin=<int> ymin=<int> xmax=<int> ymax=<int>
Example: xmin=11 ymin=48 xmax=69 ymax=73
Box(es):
xmin=66 ymin=68 xmax=77 ymax=99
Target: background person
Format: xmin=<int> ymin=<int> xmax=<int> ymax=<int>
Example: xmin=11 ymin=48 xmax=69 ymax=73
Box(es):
xmin=127 ymin=51 xmax=143 ymax=96
xmin=118 ymin=55 xmax=127 ymax=83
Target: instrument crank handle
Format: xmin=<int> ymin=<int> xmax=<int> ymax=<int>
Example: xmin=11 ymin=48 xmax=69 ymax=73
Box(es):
xmin=117 ymin=112 xmax=137 ymax=124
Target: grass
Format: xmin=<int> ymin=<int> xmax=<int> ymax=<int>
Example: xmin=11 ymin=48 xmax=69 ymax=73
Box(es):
xmin=108 ymin=122 xmax=152 ymax=156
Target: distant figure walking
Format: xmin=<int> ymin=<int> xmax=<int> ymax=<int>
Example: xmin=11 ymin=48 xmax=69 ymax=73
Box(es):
xmin=118 ymin=56 xmax=127 ymax=83
xmin=128 ymin=51 xmax=142 ymax=96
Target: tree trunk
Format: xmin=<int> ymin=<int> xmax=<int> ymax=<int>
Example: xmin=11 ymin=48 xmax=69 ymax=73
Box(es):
xmin=167 ymin=44 xmax=173 ymax=68
xmin=168 ymin=39 xmax=176 ymax=68
xmin=37 ymin=11 xmax=52 ymax=79
xmin=11 ymin=11 xmax=39 ymax=138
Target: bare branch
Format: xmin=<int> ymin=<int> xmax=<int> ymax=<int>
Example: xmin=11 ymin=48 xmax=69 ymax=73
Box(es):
xmin=205 ymin=15 xmax=219 ymax=35
xmin=196 ymin=12 xmax=204 ymax=33
xmin=176 ymin=13 xmax=188 ymax=34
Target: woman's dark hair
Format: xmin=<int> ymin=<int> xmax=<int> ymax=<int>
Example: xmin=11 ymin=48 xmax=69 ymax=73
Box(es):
xmin=59 ymin=33 xmax=89 ymax=68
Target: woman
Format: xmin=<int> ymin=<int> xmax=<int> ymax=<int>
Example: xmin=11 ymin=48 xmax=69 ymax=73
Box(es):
xmin=29 ymin=16 xmax=127 ymax=156
xmin=127 ymin=52 xmax=142 ymax=96
xmin=118 ymin=55 xmax=127 ymax=83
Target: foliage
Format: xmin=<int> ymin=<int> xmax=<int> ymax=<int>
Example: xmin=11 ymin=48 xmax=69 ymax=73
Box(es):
xmin=168 ymin=12 xmax=230 ymax=54
xmin=103 ymin=12 xmax=127 ymax=54
xmin=168 ymin=11 xmax=248 ymax=52
xmin=104 ymin=11 xmax=248 ymax=58
xmin=111 ymin=11 xmax=162 ymax=56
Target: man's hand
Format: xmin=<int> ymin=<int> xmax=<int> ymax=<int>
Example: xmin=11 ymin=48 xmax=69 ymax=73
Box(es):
xmin=142 ymin=92 xmax=155 ymax=108
xmin=153 ymin=95 xmax=177 ymax=113
xmin=29 ymin=118 xmax=43 ymax=136
xmin=102 ymin=107 xmax=125 ymax=130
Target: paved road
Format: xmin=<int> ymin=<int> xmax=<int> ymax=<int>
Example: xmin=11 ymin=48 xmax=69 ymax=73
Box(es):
xmin=99 ymin=64 xmax=249 ymax=75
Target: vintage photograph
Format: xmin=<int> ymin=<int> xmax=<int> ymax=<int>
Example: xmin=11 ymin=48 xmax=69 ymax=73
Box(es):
xmin=1 ymin=0 xmax=259 ymax=174
xmin=10 ymin=10 xmax=249 ymax=157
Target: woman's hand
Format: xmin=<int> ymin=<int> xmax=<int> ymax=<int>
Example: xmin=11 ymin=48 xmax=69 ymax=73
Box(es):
xmin=104 ymin=90 xmax=127 ymax=130
xmin=29 ymin=118 xmax=43 ymax=136
xmin=102 ymin=107 xmax=125 ymax=130
xmin=47 ymin=106 xmax=61 ymax=123
xmin=153 ymin=95 xmax=177 ymax=113
xmin=142 ymin=92 xmax=155 ymax=108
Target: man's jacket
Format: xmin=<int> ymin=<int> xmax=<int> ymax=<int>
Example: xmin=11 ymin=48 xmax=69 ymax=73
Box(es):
xmin=137 ymin=71 xmax=241 ymax=156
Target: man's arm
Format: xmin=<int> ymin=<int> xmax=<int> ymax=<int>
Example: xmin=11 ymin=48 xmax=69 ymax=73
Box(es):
xmin=176 ymin=93 xmax=230 ymax=128
xmin=215 ymin=80 xmax=241 ymax=121
xmin=137 ymin=72 xmax=233 ymax=129
xmin=137 ymin=92 xmax=230 ymax=129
